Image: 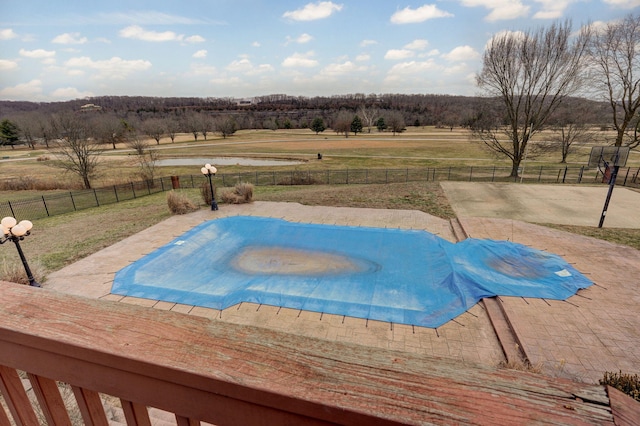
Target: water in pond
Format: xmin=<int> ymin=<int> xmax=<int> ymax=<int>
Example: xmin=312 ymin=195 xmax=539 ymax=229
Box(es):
xmin=156 ymin=157 xmax=305 ymax=166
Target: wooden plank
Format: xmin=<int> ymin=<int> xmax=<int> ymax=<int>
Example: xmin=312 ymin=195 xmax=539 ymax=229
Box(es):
xmin=176 ymin=415 xmax=201 ymax=426
xmin=0 ymin=284 xmax=617 ymax=425
xmin=71 ymin=386 xmax=109 ymax=426
xmin=608 ymin=386 xmax=640 ymax=426
xmin=0 ymin=402 xmax=12 ymax=426
xmin=121 ymin=399 xmax=152 ymax=426
xmin=0 ymin=365 xmax=39 ymax=426
xmin=28 ymin=373 xmax=73 ymax=426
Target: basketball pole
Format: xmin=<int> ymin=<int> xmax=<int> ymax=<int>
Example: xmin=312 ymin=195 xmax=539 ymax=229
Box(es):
xmin=598 ymin=164 xmax=619 ymax=228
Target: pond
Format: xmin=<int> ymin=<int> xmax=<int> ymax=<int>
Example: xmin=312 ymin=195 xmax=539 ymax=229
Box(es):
xmin=156 ymin=157 xmax=305 ymax=167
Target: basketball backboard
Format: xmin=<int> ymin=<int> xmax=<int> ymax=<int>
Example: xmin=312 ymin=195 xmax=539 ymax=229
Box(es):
xmin=588 ymin=146 xmax=630 ymax=168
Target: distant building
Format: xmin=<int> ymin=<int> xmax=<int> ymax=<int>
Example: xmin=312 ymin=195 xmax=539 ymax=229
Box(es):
xmin=236 ymin=98 xmax=257 ymax=106
xmin=80 ymin=103 xmax=102 ymax=111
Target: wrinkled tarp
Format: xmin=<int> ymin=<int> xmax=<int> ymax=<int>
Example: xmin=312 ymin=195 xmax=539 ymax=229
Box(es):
xmin=112 ymin=216 xmax=591 ymax=328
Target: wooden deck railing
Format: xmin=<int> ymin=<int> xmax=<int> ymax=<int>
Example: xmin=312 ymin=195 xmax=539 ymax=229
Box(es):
xmin=0 ymin=282 xmax=624 ymax=425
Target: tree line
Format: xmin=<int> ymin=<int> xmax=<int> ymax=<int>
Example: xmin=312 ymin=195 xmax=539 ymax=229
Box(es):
xmin=1 ymin=14 xmax=639 ymax=182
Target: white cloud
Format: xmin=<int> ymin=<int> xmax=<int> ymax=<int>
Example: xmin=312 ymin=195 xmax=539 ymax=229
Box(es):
xmin=602 ymin=0 xmax=640 ymax=7
xmin=118 ymin=25 xmax=204 ymax=43
xmin=210 ymin=76 xmax=243 ymax=86
xmin=225 ymin=58 xmax=274 ymax=75
xmin=320 ymin=61 xmax=366 ymax=77
xmin=384 ymin=60 xmax=439 ymax=82
xmin=185 ymin=35 xmax=205 ymax=43
xmin=283 ymin=1 xmax=343 ymax=21
xmin=360 ymin=39 xmax=377 ymax=47
xmin=460 ymin=0 xmax=529 ymax=21
xmin=384 ymin=49 xmax=415 ymax=60
xmin=193 ymin=50 xmax=207 ymax=58
xmin=65 ymin=56 xmax=152 ymax=79
xmin=355 ymin=54 xmax=370 ymax=61
xmin=52 ymin=32 xmax=88 ymax=44
xmin=19 ymin=48 xmax=56 ymax=59
xmin=390 ymin=5 xmax=453 ymax=24
xmin=404 ymin=39 xmax=429 ymax=50
xmin=0 ymin=80 xmax=43 ymax=100
xmin=282 ymin=52 xmax=318 ymax=68
xmin=50 ymin=87 xmax=94 ymax=99
xmin=252 ymin=41 xmax=261 ymax=47
xmin=532 ymin=0 xmax=578 ymax=19
xmin=0 ymin=59 xmax=19 ymax=71
xmin=189 ymin=63 xmax=217 ymax=76
xmin=0 ymin=29 xmax=18 ymax=40
xmin=442 ymin=45 xmax=480 ymax=61
xmin=293 ymin=33 xmax=313 ymax=44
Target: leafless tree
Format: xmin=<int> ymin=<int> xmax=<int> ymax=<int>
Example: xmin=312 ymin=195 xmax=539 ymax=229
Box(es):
xmin=358 ymin=105 xmax=378 ymax=133
xmin=474 ymin=20 xmax=591 ymax=177
xmin=214 ymin=115 xmax=237 ymax=138
xmin=332 ymin=110 xmax=352 ymax=138
xmin=141 ymin=118 xmax=165 ymax=145
xmin=13 ymin=115 xmax=38 ymax=149
xmin=385 ymin=111 xmax=406 ymax=135
xmin=588 ymin=13 xmax=640 ymax=148
xmin=126 ymin=133 xmax=158 ymax=182
xmin=166 ymin=116 xmax=181 ymax=143
xmin=49 ymin=113 xmax=102 ymax=189
xmin=540 ymin=100 xmax=597 ymax=163
xmin=94 ymin=114 xmax=126 ymax=149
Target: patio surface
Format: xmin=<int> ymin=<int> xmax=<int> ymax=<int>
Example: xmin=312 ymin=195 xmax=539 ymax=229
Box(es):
xmin=44 ymin=183 xmax=640 ymax=384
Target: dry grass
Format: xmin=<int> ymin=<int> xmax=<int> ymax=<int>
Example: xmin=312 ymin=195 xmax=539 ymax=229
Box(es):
xmin=221 ymin=182 xmax=254 ymax=204
xmin=166 ymin=190 xmax=198 ymax=214
xmin=255 ymin=181 xmax=457 ymax=219
xmin=0 ymin=258 xmax=46 ymax=285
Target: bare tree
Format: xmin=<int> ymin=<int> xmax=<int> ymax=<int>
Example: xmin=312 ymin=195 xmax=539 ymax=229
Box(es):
xmin=386 ymin=111 xmax=406 ymax=135
xmin=13 ymin=115 xmax=38 ymax=149
xmin=588 ymin=13 xmax=640 ymax=148
xmin=50 ymin=113 xmax=102 ymax=189
xmin=214 ymin=115 xmax=237 ymax=138
xmin=541 ymin=100 xmax=597 ymax=163
xmin=141 ymin=118 xmax=165 ymax=145
xmin=358 ymin=105 xmax=378 ymax=133
xmin=126 ymin=133 xmax=158 ymax=182
xmin=474 ymin=20 xmax=591 ymax=177
xmin=332 ymin=110 xmax=352 ymax=137
xmin=166 ymin=116 xmax=181 ymax=143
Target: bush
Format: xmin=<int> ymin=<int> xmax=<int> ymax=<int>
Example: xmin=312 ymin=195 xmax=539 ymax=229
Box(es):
xmin=600 ymin=371 xmax=640 ymax=401
xmin=1 ymin=259 xmax=46 ymax=285
xmin=200 ymin=181 xmax=214 ymax=206
xmin=166 ymin=190 xmax=198 ymax=214
xmin=221 ymin=182 xmax=254 ymax=204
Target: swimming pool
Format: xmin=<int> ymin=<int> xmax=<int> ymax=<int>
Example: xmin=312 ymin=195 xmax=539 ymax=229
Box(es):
xmin=112 ymin=216 xmax=591 ymax=328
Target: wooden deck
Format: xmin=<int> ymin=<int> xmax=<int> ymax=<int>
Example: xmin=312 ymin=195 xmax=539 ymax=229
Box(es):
xmin=0 ymin=283 xmax=635 ymax=425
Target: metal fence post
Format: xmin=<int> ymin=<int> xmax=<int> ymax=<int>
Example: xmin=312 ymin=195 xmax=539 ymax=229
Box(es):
xmin=623 ymin=167 xmax=630 ymax=186
xmin=93 ymin=189 xmax=100 ymax=206
xmin=469 ymin=167 xmax=473 ymax=181
xmin=8 ymin=200 xmax=16 ymax=218
xmin=131 ymin=182 xmax=136 ymax=198
xmin=70 ymin=192 xmax=77 ymax=211
xmin=577 ymin=166 xmax=584 ymax=184
xmin=562 ymin=167 xmax=568 ymax=183
xmin=538 ymin=166 xmax=543 ymax=182
xmin=41 ymin=196 xmax=49 ymax=217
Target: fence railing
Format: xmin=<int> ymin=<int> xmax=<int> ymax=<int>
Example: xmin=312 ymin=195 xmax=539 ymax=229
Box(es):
xmin=2 ymin=165 xmax=639 ymax=221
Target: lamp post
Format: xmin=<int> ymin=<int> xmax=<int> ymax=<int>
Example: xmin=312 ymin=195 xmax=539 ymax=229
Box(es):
xmin=1 ymin=216 xmax=41 ymax=287
xmin=201 ymin=163 xmax=219 ymax=211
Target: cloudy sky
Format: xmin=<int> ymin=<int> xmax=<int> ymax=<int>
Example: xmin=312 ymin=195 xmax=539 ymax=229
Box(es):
xmin=0 ymin=0 xmax=637 ymax=102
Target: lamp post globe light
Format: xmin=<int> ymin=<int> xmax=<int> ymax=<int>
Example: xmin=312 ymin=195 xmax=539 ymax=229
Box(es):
xmin=201 ymin=163 xmax=219 ymax=211
xmin=1 ymin=216 xmax=41 ymax=287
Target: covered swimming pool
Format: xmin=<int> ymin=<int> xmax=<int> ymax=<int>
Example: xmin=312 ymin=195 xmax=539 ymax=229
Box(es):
xmin=112 ymin=216 xmax=592 ymax=328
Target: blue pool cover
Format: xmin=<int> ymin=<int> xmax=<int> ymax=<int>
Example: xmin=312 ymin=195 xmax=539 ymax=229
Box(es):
xmin=112 ymin=216 xmax=591 ymax=328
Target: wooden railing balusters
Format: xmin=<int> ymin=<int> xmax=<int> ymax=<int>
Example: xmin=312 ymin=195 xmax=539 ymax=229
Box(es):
xmin=0 ymin=366 xmax=40 ymax=425
xmin=71 ymin=385 xmax=109 ymax=426
xmin=27 ymin=373 xmax=73 ymax=426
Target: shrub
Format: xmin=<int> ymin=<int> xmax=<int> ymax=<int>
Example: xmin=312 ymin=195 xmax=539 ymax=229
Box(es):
xmin=166 ymin=191 xmax=198 ymax=214
xmin=221 ymin=182 xmax=254 ymax=204
xmin=200 ymin=181 xmax=214 ymax=206
xmin=1 ymin=259 xmax=46 ymax=285
xmin=600 ymin=371 xmax=640 ymax=401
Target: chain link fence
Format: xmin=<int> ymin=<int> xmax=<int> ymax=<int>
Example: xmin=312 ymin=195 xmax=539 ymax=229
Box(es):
xmin=2 ymin=165 xmax=639 ymax=221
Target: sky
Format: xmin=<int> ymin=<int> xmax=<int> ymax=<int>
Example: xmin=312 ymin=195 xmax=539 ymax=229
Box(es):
xmin=0 ymin=0 xmax=638 ymax=102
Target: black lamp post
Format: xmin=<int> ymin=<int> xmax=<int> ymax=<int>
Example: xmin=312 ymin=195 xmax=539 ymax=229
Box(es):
xmin=1 ymin=216 xmax=41 ymax=287
xmin=201 ymin=163 xmax=219 ymax=211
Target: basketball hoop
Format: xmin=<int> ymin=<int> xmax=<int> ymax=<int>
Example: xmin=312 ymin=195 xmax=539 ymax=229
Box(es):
xmin=589 ymin=146 xmax=630 ymax=228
